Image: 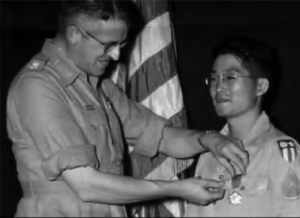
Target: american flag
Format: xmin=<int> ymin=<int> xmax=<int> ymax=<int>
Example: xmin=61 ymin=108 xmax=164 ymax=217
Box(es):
xmin=111 ymin=0 xmax=193 ymax=216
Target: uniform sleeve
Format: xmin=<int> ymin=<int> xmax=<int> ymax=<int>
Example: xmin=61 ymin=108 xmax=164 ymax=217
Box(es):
xmin=269 ymin=137 xmax=300 ymax=217
xmin=101 ymin=79 xmax=171 ymax=157
xmin=12 ymin=73 xmax=99 ymax=180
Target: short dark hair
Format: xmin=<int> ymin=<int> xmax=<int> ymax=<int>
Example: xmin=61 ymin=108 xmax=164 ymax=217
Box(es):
xmin=211 ymin=36 xmax=281 ymax=113
xmin=58 ymin=0 xmax=137 ymax=34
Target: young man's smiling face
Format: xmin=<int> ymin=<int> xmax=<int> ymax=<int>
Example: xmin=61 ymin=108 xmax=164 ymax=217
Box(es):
xmin=209 ymin=54 xmax=261 ymax=118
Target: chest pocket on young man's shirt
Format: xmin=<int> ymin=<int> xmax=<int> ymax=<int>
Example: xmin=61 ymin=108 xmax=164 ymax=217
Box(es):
xmin=242 ymin=175 xmax=273 ymax=196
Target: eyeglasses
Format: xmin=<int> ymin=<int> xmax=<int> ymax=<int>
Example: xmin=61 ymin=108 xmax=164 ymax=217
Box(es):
xmin=205 ymin=72 xmax=258 ymax=86
xmin=73 ymin=24 xmax=128 ymax=54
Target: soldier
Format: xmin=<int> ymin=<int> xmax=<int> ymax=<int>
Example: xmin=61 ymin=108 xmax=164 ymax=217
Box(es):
xmin=6 ymin=1 xmax=249 ymax=217
xmin=185 ymin=37 xmax=300 ymax=217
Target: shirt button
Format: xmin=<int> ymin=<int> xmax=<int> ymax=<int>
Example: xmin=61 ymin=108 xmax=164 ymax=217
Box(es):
xmin=219 ymin=175 xmax=224 ymax=179
xmin=91 ymin=124 xmax=98 ymax=130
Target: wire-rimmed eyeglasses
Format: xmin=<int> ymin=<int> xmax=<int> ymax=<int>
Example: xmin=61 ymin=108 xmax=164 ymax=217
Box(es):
xmin=73 ymin=24 xmax=128 ymax=54
xmin=205 ymin=72 xmax=259 ymax=86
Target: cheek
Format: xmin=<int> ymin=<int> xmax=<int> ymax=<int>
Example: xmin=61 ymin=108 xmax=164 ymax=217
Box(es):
xmin=79 ymin=44 xmax=106 ymax=62
xmin=210 ymin=87 xmax=216 ymax=101
xmin=231 ymin=83 xmax=257 ymax=104
xmin=75 ymin=45 xmax=89 ymax=61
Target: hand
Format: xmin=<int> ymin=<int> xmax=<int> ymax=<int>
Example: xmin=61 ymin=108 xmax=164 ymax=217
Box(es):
xmin=176 ymin=177 xmax=225 ymax=206
xmin=200 ymin=131 xmax=249 ymax=177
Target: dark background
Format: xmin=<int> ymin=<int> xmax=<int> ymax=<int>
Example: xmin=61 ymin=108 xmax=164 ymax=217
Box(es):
xmin=1 ymin=1 xmax=300 ymax=217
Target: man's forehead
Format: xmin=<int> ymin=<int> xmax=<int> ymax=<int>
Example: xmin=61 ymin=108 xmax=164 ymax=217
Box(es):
xmin=79 ymin=16 xmax=128 ymax=32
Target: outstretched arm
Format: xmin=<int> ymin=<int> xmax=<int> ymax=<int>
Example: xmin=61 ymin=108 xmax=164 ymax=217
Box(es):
xmin=101 ymin=79 xmax=249 ymax=177
xmin=159 ymin=127 xmax=249 ymax=177
xmin=62 ymin=166 xmax=225 ymax=205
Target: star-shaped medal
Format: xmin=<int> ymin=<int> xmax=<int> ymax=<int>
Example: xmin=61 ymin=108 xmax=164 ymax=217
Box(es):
xmin=229 ymin=174 xmax=243 ymax=205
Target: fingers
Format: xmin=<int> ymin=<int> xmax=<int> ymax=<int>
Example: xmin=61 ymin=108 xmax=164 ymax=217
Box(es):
xmin=218 ymin=158 xmax=235 ymax=178
xmin=207 ymin=188 xmax=225 ymax=200
xmin=221 ymin=141 xmax=248 ymax=176
xmin=185 ymin=178 xmax=225 ymax=205
xmin=230 ymin=137 xmax=244 ymax=149
xmin=203 ymin=179 xmax=225 ymax=188
xmin=204 ymin=179 xmax=225 ymax=201
xmin=230 ymin=139 xmax=249 ymax=172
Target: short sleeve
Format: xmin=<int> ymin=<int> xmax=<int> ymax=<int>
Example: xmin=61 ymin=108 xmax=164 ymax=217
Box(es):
xmin=12 ymin=72 xmax=99 ymax=180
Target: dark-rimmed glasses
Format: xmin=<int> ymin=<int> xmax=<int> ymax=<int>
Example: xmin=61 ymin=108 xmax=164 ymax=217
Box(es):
xmin=73 ymin=24 xmax=127 ymax=54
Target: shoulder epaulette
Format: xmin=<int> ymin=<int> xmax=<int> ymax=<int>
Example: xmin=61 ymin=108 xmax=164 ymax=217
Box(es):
xmin=26 ymin=53 xmax=49 ymax=71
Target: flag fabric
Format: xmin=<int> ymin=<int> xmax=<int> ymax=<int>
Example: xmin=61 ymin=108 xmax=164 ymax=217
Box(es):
xmin=111 ymin=0 xmax=193 ymax=216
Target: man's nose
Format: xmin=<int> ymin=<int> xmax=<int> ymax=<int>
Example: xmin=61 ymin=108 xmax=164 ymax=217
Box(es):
xmin=216 ymin=75 xmax=226 ymax=91
xmin=107 ymin=45 xmax=120 ymax=61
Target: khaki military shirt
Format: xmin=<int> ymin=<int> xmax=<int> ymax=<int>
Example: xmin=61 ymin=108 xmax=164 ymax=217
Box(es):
xmin=7 ymin=39 xmax=168 ymax=217
xmin=185 ymin=112 xmax=300 ymax=217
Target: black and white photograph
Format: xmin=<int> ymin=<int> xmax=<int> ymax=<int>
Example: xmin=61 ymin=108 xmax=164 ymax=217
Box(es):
xmin=1 ymin=0 xmax=300 ymax=217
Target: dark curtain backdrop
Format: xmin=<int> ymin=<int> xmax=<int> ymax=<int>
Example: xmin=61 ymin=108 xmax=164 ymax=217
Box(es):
xmin=173 ymin=1 xmax=300 ymax=137
xmin=1 ymin=1 xmax=300 ymax=217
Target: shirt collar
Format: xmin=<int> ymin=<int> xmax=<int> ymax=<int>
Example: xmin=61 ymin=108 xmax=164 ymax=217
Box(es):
xmin=41 ymin=39 xmax=82 ymax=86
xmin=220 ymin=111 xmax=271 ymax=146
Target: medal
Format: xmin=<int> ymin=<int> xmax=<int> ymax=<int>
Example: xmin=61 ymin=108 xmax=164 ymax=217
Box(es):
xmin=228 ymin=191 xmax=242 ymax=205
xmin=228 ymin=174 xmax=243 ymax=205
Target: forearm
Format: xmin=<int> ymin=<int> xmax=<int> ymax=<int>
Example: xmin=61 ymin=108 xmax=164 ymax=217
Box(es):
xmin=63 ymin=166 xmax=178 ymax=204
xmin=158 ymin=126 xmax=208 ymax=158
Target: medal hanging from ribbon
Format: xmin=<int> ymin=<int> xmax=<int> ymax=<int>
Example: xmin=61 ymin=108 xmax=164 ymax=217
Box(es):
xmin=228 ymin=174 xmax=243 ymax=205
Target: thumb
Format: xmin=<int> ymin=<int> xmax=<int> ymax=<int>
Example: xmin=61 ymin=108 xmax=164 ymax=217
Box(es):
xmin=207 ymin=188 xmax=225 ymax=200
xmin=230 ymin=137 xmax=245 ymax=150
xmin=203 ymin=179 xmax=225 ymax=188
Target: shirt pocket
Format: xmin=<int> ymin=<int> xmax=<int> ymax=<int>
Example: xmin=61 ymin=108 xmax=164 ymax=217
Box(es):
xmin=81 ymin=106 xmax=108 ymax=131
xmin=243 ymin=176 xmax=273 ymax=196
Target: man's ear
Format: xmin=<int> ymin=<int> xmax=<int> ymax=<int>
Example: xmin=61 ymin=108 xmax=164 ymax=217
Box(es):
xmin=66 ymin=25 xmax=80 ymax=45
xmin=256 ymin=78 xmax=269 ymax=97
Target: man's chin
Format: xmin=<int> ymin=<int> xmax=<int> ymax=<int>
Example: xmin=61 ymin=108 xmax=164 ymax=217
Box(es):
xmin=90 ymin=67 xmax=106 ymax=77
xmin=215 ymin=108 xmax=232 ymax=118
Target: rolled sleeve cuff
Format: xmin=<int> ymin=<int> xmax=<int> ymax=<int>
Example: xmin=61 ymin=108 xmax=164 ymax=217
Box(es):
xmin=42 ymin=144 xmax=99 ymax=181
xmin=133 ymin=117 xmax=171 ymax=158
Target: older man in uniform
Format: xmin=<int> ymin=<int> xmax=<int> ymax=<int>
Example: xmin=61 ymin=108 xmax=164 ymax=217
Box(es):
xmin=185 ymin=37 xmax=300 ymax=217
xmin=6 ymin=0 xmax=248 ymax=217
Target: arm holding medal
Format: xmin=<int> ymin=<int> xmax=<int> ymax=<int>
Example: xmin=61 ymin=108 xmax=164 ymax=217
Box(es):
xmin=102 ymin=78 xmax=249 ymax=177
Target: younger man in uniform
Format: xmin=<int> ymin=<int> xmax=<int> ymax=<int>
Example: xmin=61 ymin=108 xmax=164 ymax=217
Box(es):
xmin=185 ymin=37 xmax=300 ymax=217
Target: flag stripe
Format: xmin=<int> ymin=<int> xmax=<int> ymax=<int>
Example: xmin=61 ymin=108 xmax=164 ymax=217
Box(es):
xmin=129 ymin=12 xmax=172 ymax=79
xmin=128 ymin=44 xmax=177 ymax=102
xmin=120 ymin=1 xmax=192 ymax=216
xmin=140 ymin=75 xmax=183 ymax=119
xmin=136 ymin=0 xmax=168 ymax=24
xmin=129 ymin=108 xmax=188 ymax=176
xmin=128 ymin=108 xmax=187 ymax=154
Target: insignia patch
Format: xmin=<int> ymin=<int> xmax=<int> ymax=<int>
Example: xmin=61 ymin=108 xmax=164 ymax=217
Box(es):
xmin=281 ymin=168 xmax=300 ymax=200
xmin=277 ymin=139 xmax=297 ymax=163
xmin=29 ymin=61 xmax=41 ymax=69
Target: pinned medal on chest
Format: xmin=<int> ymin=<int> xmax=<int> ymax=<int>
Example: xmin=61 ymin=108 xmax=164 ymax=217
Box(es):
xmin=228 ymin=173 xmax=243 ymax=205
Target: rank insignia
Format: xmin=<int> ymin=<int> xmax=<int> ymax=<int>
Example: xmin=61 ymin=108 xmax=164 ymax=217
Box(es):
xmin=281 ymin=168 xmax=300 ymax=200
xmin=277 ymin=140 xmax=297 ymax=163
xmin=29 ymin=61 xmax=41 ymax=69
